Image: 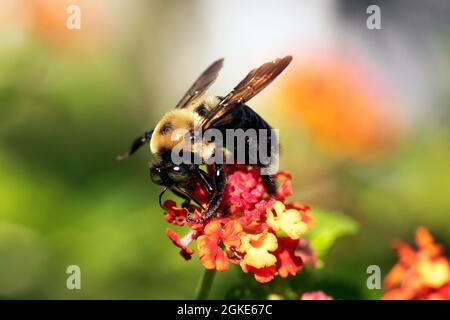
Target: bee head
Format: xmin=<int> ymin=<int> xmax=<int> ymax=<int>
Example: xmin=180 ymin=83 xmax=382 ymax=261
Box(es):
xmin=149 ymin=162 xmax=194 ymax=186
xmin=150 ymin=109 xmax=202 ymax=155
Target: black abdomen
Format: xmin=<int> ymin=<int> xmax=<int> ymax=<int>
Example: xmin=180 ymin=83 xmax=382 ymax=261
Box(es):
xmin=209 ymin=103 xmax=277 ymax=168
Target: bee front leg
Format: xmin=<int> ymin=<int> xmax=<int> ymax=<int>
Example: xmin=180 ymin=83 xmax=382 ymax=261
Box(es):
xmin=169 ymin=187 xmax=193 ymax=208
xmin=158 ymin=187 xmax=169 ymax=210
xmin=171 ymin=187 xmax=205 ymax=210
xmin=188 ymin=164 xmax=225 ymax=223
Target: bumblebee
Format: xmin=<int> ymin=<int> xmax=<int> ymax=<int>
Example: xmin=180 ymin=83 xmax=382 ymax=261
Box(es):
xmin=118 ymin=56 xmax=292 ymax=221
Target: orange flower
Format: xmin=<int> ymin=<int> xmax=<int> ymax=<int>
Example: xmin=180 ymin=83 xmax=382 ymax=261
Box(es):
xmin=415 ymin=226 xmax=442 ymax=258
xmin=240 ymin=230 xmax=278 ymax=282
xmin=197 ymin=220 xmax=242 ymax=272
xmin=14 ymin=0 xmax=109 ymax=53
xmin=276 ymin=55 xmax=399 ymax=160
xmin=382 ymin=227 xmax=450 ymax=300
xmin=416 ymin=258 xmax=450 ymax=288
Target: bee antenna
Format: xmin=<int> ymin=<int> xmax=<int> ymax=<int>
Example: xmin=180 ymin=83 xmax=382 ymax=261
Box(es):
xmin=116 ymin=153 xmax=129 ymax=161
xmin=117 ymin=130 xmax=154 ymax=161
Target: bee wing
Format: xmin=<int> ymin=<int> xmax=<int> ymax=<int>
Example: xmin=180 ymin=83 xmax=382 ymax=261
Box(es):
xmin=175 ymin=58 xmax=224 ymax=109
xmin=200 ymin=56 xmax=292 ymax=130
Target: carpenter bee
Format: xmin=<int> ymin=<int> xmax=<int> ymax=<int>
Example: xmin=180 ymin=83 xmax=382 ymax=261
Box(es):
xmin=118 ymin=56 xmax=292 ymax=221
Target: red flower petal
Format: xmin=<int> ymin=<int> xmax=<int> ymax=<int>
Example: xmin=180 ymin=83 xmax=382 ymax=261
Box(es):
xmin=163 ymin=200 xmax=188 ymax=226
xmin=166 ymin=228 xmax=195 ymax=260
xmin=241 ymin=264 xmax=277 ymax=283
xmin=276 ymin=237 xmax=303 ymax=278
xmin=275 ymin=171 xmax=293 ymax=199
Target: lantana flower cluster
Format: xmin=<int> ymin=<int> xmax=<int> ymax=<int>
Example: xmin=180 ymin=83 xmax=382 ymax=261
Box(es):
xmin=164 ymin=165 xmax=315 ymax=282
xmin=382 ymin=227 xmax=450 ymax=300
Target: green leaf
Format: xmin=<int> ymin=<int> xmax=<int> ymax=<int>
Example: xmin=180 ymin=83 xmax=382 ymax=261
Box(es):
xmin=306 ymin=209 xmax=359 ymax=260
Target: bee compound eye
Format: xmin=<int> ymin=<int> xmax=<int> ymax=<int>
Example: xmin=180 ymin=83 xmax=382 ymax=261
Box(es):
xmin=173 ymin=165 xmax=185 ymax=173
xmin=167 ymin=165 xmax=191 ymax=183
xmin=149 ymin=167 xmax=164 ymax=185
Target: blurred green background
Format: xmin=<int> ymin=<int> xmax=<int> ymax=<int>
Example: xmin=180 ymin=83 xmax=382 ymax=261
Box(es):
xmin=0 ymin=0 xmax=449 ymax=299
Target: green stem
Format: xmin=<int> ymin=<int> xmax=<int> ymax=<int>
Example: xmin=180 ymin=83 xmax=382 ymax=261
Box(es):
xmin=195 ymin=269 xmax=216 ymax=300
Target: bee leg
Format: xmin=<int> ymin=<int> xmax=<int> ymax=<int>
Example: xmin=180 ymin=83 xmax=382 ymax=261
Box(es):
xmin=261 ymin=173 xmax=277 ymax=196
xmin=171 ymin=187 xmax=205 ymax=210
xmin=188 ymin=164 xmax=225 ymax=222
xmin=158 ymin=187 xmax=169 ymax=210
xmin=196 ymin=168 xmax=213 ymax=195
xmin=117 ymin=130 xmax=154 ymax=160
xmin=169 ymin=187 xmax=191 ymax=207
